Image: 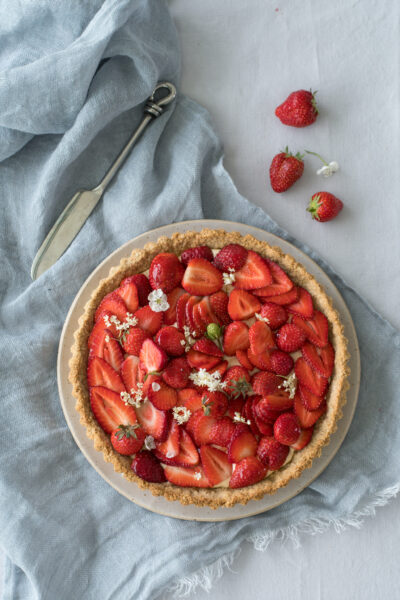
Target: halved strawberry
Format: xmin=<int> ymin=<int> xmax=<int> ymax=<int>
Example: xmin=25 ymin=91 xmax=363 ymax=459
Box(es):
xmin=120 ymin=355 xmax=144 ymax=393
xmin=139 ymin=339 xmax=168 ymax=373
xmin=192 ymin=301 xmax=207 ymax=336
xmin=295 ymin=357 xmax=328 ymax=396
xmin=298 ymin=384 xmax=324 ymax=411
xmin=122 ymin=327 xmax=150 ymax=356
xmin=156 ymin=428 xmax=199 ymax=467
xmin=227 ymin=425 xmax=258 ymax=463
xmin=294 ymin=392 xmax=327 ymax=428
xmin=87 ymin=356 xmax=125 ymax=393
xmin=223 ymin=321 xmax=249 ymax=356
xmin=291 ymin=426 xmax=314 ymax=450
xmin=162 ymin=357 xmax=191 ymax=389
xmin=93 ymin=310 xmax=120 ymax=338
xmin=209 ymin=416 xmax=236 ymax=447
xmin=90 ymin=386 xmax=136 ymax=434
xmin=257 ymin=436 xmax=289 ymax=469
xmin=253 ymin=397 xmax=282 ymax=424
xmin=121 ymin=273 xmax=152 ymax=306
xmin=253 ymin=411 xmax=274 ymax=437
xmin=229 ymin=456 xmax=267 ymax=488
xmin=193 ymin=338 xmax=224 ymax=358
xmin=292 ymin=311 xmax=329 ymax=348
xmin=176 ymin=293 xmax=190 ymax=330
xmin=274 ymin=412 xmax=301 ymax=445
xmin=132 ymin=451 xmax=166 ymax=483
xmin=200 ymin=446 xmax=232 ymax=486
xmin=134 ymin=306 xmax=163 ymax=336
xmin=259 ymin=302 xmax=288 ymax=329
xmin=208 ymin=360 xmax=229 ymax=378
xmin=242 ymin=396 xmax=262 ymax=437
xmin=236 ymin=349 xmax=253 ymax=370
xmin=235 ymin=251 xmax=272 ymax=290
xmin=185 ymin=295 xmax=201 ymax=334
xmin=182 ymin=258 xmax=223 ymax=296
xmin=209 ymin=291 xmax=231 ymax=325
xmin=200 ymin=391 xmax=228 ymax=417
xmin=263 ymin=391 xmax=294 ymax=411
xmin=149 ymin=252 xmax=185 ymax=293
xmin=256 ymin=286 xmax=299 ymax=305
xmin=155 ymin=326 xmax=185 ymax=357
xmin=186 ymin=349 xmax=221 ymax=370
xmin=115 ymin=282 xmax=139 ymax=313
xmin=135 ymin=398 xmax=170 ymax=441
xmin=94 ymin=292 xmax=128 ymax=323
xmin=251 ymin=371 xmax=281 ymax=396
xmin=155 ymin=419 xmax=180 ymax=458
xmin=228 ymin=289 xmax=261 ymax=320
xmin=89 ymin=328 xmax=124 ymax=372
xmin=286 ymin=287 xmax=314 ymax=318
xmin=247 ymin=348 xmax=272 ymax=371
xmin=164 ymin=287 xmax=185 ymax=325
xmin=302 ymin=341 xmax=335 ymax=378
xmin=225 ymin=397 xmax=246 ymax=420
xmin=177 ymin=388 xmax=203 ymax=412
xmin=249 ymin=320 xmax=275 ymax=354
xmin=197 ymin=296 xmax=221 ymax=327
xmin=163 ymin=464 xmax=210 ymax=487
xmin=270 ymin=350 xmax=294 ymax=376
xmin=252 ymin=259 xmax=293 ymax=297
xmin=148 ymin=378 xmax=177 ymax=410
xmin=181 ymin=245 xmax=214 ymax=265
xmin=193 ymin=413 xmax=218 ymax=446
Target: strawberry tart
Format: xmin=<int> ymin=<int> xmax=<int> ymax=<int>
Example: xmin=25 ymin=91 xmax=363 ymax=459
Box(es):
xmin=69 ymin=229 xmax=349 ymax=508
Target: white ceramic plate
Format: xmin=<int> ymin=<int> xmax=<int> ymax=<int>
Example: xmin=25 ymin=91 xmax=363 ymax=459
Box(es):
xmin=58 ymin=220 xmax=360 ymax=521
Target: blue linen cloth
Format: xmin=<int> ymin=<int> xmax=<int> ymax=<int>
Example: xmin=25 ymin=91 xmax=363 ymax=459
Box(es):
xmin=1 ymin=1 xmax=399 ymax=599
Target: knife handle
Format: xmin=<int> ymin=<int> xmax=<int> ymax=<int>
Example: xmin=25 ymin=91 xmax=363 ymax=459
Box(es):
xmin=94 ymin=82 xmax=177 ymax=194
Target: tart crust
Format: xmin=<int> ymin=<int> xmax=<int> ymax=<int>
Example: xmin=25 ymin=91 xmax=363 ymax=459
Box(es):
xmin=69 ymin=229 xmax=350 ymax=508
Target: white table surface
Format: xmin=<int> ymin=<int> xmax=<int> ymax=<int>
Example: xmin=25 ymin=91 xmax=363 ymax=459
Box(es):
xmin=2 ymin=1 xmax=399 ymax=599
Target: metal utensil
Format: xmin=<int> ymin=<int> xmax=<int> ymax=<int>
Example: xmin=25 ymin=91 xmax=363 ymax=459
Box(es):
xmin=31 ymin=81 xmax=177 ymax=280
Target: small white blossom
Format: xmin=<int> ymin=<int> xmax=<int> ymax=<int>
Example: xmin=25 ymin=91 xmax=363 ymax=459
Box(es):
xmin=223 ymin=271 xmax=236 ymax=286
xmin=172 ymin=406 xmax=192 ymax=425
xmin=148 ymin=289 xmax=170 ymax=312
xmin=166 ymin=451 xmax=175 ymax=459
xmin=183 ymin=325 xmax=196 ymax=350
xmin=144 ymin=435 xmax=156 ymax=450
xmin=152 ymin=382 xmax=161 ymax=392
xmin=120 ymin=382 xmax=145 ymax=408
xmin=189 ymin=368 xmax=227 ymax=392
xmin=233 ymin=412 xmax=251 ymax=425
xmin=194 ymin=471 xmax=202 ymax=481
xmin=255 ymin=312 xmax=269 ymax=324
xmin=316 ymin=161 xmax=339 ymax=177
xmin=105 ymin=334 xmax=110 ymax=343
xmin=278 ymin=372 xmax=297 ymax=399
xmin=180 ymin=339 xmax=186 ymax=346
xmin=120 ymin=391 xmax=132 ymax=405
xmin=103 ymin=313 xmax=138 ymax=332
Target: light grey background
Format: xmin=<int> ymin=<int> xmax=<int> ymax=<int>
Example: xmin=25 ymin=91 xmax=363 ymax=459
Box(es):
xmin=1 ymin=1 xmax=399 ymax=598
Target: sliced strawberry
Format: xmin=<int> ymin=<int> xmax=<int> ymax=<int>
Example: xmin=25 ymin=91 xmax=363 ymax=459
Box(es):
xmin=227 ymin=425 xmax=258 ymax=463
xmin=90 ymin=386 xmax=136 ymax=434
xmin=228 ymin=289 xmax=261 ymax=321
xmin=256 ymin=286 xmax=299 ymax=305
xmin=225 ymin=397 xmax=246 ymax=420
xmin=115 ymin=282 xmax=139 ymax=313
xmin=287 ymin=287 xmax=314 ymax=318
xmin=200 ymin=390 xmax=228 ymax=417
xmin=302 ymin=341 xmax=335 ymax=378
xmin=214 ymin=244 xmax=248 ymax=272
xmin=197 ymin=295 xmax=221 ymax=328
xmin=134 ymin=306 xmax=163 ymax=336
xmin=242 ymin=395 xmax=261 ymax=437
xmin=164 ymin=287 xmax=185 ymax=325
xmin=251 ymin=371 xmax=281 ymax=396
xmin=236 ymin=349 xmax=253 ymax=370
xmin=135 ymin=398 xmax=170 ymax=441
xmin=298 ymin=384 xmax=324 ymax=411
xmin=120 ymin=355 xmax=144 ymax=393
xmin=270 ymin=350 xmax=294 ymax=376
xmin=87 ymin=356 xmax=125 ymax=393
xmin=177 ymin=388 xmax=203 ymax=412
xmin=252 ymin=259 xmax=293 ymax=297
xmin=148 ymin=378 xmax=177 ymax=410
xmin=209 ymin=416 xmax=236 ymax=447
xmin=295 ymin=357 xmax=328 ymax=396
xmin=208 ymin=360 xmax=229 ymax=378
xmin=155 ymin=326 xmax=185 ymax=357
xmin=200 ymin=446 xmax=232 ymax=486
xmin=186 ymin=349 xmax=221 ymax=370
xmin=247 ymin=348 xmax=273 ymax=371
xmin=89 ymin=328 xmax=124 ymax=372
xmin=185 ymin=295 xmax=200 ymax=334
xmin=294 ymin=392 xmax=327 ymax=428
xmin=149 ymin=252 xmax=185 ymax=293
xmin=181 ymin=245 xmax=214 ymax=265
xmin=235 ymin=251 xmax=272 ymax=290
xmin=122 ymin=327 xmax=150 ymax=356
xmin=182 ymin=258 xmax=223 ymax=296
xmin=276 ymin=323 xmax=307 ymax=352
xmin=257 ymin=436 xmax=289 ymax=469
xmin=193 ymin=338 xmax=223 ymax=358
xmin=139 ymin=339 xmax=168 ymax=374
xmin=263 ymin=391 xmax=294 ymax=411
xmin=176 ymin=293 xmax=190 ymax=330
xmin=185 ymin=408 xmax=203 ymax=438
xmin=193 ymin=413 xmax=218 ymax=446
xmin=162 ymin=357 xmax=191 ymax=389
xmin=253 ymin=411 xmax=274 ymax=437
xmin=121 ymin=273 xmax=152 ymax=306
xmin=274 ymin=412 xmax=301 ymax=445
xmin=192 ymin=301 xmax=207 ymax=336
xmin=209 ymin=291 xmax=231 ymax=325
xmin=93 ymin=310 xmax=120 ymax=338
xmin=254 ymin=397 xmax=283 ymax=424
xmin=291 ymin=426 xmax=314 ymax=450
xmin=131 ymin=450 xmax=166 ymax=482
xmin=156 ymin=427 xmax=199 ymax=466
xmin=229 ymin=456 xmax=267 ymax=488
xmin=223 ymin=321 xmax=249 ymax=356
xmin=163 ymin=464 xmax=210 ymax=487
xmin=259 ymin=302 xmax=288 ymax=329
xmin=292 ymin=311 xmax=329 ymax=348
xmin=249 ymin=320 xmax=275 ymax=354
xmin=94 ymin=292 xmax=128 ymax=324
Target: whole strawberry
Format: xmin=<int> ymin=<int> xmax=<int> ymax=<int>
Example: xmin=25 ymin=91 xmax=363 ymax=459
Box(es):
xmin=269 ymin=148 xmax=304 ymax=193
xmin=307 ymin=192 xmax=343 ymax=222
xmin=275 ymin=90 xmax=318 ymax=127
xmin=111 ymin=424 xmax=146 ymax=455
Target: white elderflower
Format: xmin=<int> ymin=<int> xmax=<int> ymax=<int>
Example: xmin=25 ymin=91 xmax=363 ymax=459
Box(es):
xmin=278 ymin=372 xmax=297 ymax=399
xmin=103 ymin=313 xmax=138 ymax=333
xmin=222 ymin=268 xmax=236 ymax=286
xmin=233 ymin=412 xmax=251 ymax=425
xmin=194 ymin=471 xmax=202 ymax=480
xmin=255 ymin=312 xmax=269 ymax=324
xmin=305 ymin=150 xmax=339 ymax=178
xmin=144 ymin=435 xmax=156 ymax=450
xmin=120 ymin=382 xmax=145 ymax=408
xmin=183 ymin=325 xmax=196 ymax=351
xmin=148 ymin=289 xmax=170 ymax=312
xmin=188 ymin=368 xmax=227 ymax=392
xmin=172 ymin=406 xmax=192 ymax=425
xmin=152 ymin=382 xmax=161 ymax=392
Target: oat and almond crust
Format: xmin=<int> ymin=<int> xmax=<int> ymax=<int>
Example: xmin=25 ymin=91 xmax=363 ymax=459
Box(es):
xmin=69 ymin=229 xmax=350 ymax=509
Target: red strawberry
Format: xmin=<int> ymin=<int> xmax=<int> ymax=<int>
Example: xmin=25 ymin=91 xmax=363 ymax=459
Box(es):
xmin=291 ymin=426 xmax=314 ymax=450
xmin=148 ymin=378 xmax=177 ymax=410
xmin=135 ymin=398 xmax=170 ymax=440
xmin=177 ymin=388 xmax=203 ymax=412
xmin=228 ymin=289 xmax=261 ymax=321
xmin=228 ymin=425 xmax=258 ymax=463
xmin=259 ymin=302 xmax=288 ymax=329
xmin=87 ymin=356 xmax=125 ymax=393
xmin=88 ymin=315 xmax=114 ymax=346
xmin=181 ymin=259 xmax=223 ymax=296
xmin=209 ymin=360 xmax=229 ymax=378
xmin=295 ymin=357 xmax=328 ymax=397
xmin=209 ymin=416 xmax=236 ymax=447
xmin=262 ymin=391 xmax=294 ymax=411
xmin=122 ymin=327 xmax=150 ymax=356
xmin=287 ymin=287 xmax=314 ymax=319
xmin=234 ymin=251 xmax=272 ymax=290
xmin=131 ymin=450 xmax=166 ymax=483
xmin=185 ymin=295 xmax=200 ymax=334
xmin=302 ymin=341 xmax=335 ymax=378
xmin=229 ymin=456 xmax=267 ymax=488
xmin=223 ymin=366 xmax=251 ymax=398
xmin=274 ymin=412 xmax=301 ymax=445
xmin=115 ymin=282 xmax=139 ymax=313
xmin=276 ymin=323 xmax=306 ymax=352
xmin=89 ymin=328 xmax=124 ymax=372
xmin=176 ymin=293 xmax=190 ymax=330
xmin=134 ymin=305 xmax=163 ymax=336
xmin=121 ymin=273 xmax=152 ymax=306
xmin=294 ymin=392 xmax=327 ymax=428
xmin=94 ymin=292 xmax=128 ymax=324
xmin=249 ymin=320 xmax=275 ymax=354
xmin=163 ymin=464 xmax=210 ymax=487
xmin=181 ymin=245 xmax=213 ymax=265
xmin=252 ymin=260 xmax=293 ymax=297
xmin=193 ymin=338 xmax=223 ymax=358
xmin=209 ymin=291 xmax=231 ymax=325
xmin=275 ymin=90 xmax=318 ymax=127
xmin=155 ymin=420 xmax=180 ymax=459
xmin=111 ymin=424 xmax=145 ymax=455
xmin=156 ymin=428 xmax=199 ymax=467
xmin=298 ymin=384 xmax=324 ymax=411
xmin=197 ymin=296 xmax=221 ymax=328
xmin=201 ymin=391 xmax=228 ymax=418
xmin=193 ymin=412 xmax=218 ymax=446
xmin=139 ymin=339 xmax=168 ymax=373
xmin=270 ymin=350 xmax=294 ymax=376
xmin=223 ymin=321 xmax=250 ymax=356
xmin=149 ymin=252 xmax=185 ymax=293
xmin=253 ymin=397 xmax=282 ymax=424
xmin=247 ymin=348 xmax=272 ymax=371
xmin=257 ymin=436 xmax=289 ymax=469
xmin=269 ymin=148 xmax=304 ymax=193
xmin=226 ymin=396 xmax=246 ymax=420
xmin=200 ymin=446 xmax=232 ymax=486
xmin=257 ymin=286 xmax=299 ymax=306
xmin=162 ymin=357 xmax=191 ymax=389
xmin=292 ymin=311 xmax=329 ymax=348
xmin=90 ymin=386 xmax=136 ymax=434
xmin=251 ymin=371 xmax=281 ymax=396
xmin=192 ymin=301 xmax=207 ymax=336
xmin=307 ymin=192 xmax=343 ymax=222
xmin=156 ymin=326 xmax=185 ymax=357
xmin=185 ymin=408 xmax=203 ymax=438
xmin=252 ymin=411 xmax=274 ymax=437
xmin=120 ymin=355 xmax=145 ymax=394
xmin=186 ymin=350 xmax=221 ymax=370
xmin=236 ymin=349 xmax=253 ymax=370
xmin=214 ymin=244 xmax=248 ymax=272
xmin=164 ymin=287 xmax=185 ymax=325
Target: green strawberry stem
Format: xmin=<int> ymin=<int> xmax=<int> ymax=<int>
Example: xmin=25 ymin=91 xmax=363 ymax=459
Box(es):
xmin=306 ymin=195 xmax=322 ymax=220
xmin=305 ymin=150 xmax=329 ymax=166
xmin=282 ymin=146 xmax=304 ymax=161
